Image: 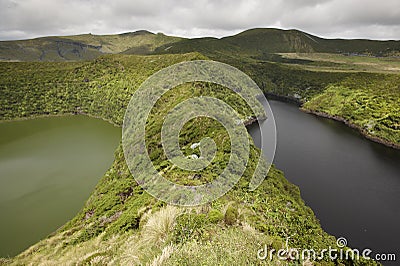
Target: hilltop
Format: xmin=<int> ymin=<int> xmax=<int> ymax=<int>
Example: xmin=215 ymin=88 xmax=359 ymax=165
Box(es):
xmin=0 ymin=30 xmax=182 ymax=61
xmin=170 ymin=28 xmax=400 ymax=56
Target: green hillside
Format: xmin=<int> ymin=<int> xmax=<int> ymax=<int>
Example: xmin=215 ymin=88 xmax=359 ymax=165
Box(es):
xmin=0 ymin=37 xmax=102 ymax=61
xmin=223 ymin=28 xmax=317 ymax=54
xmin=302 ymin=73 xmax=400 ymax=147
xmin=154 ymin=28 xmax=400 ymax=58
xmin=224 ymin=28 xmax=400 ymax=55
xmin=0 ymin=31 xmax=182 ymax=62
xmin=0 ymin=54 xmax=375 ymax=265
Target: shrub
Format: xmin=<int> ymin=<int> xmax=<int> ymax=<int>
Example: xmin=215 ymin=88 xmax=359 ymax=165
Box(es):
xmin=208 ymin=209 xmax=224 ymax=223
xmin=224 ymin=205 xmax=238 ymax=225
xmin=142 ymin=205 xmax=181 ymax=246
xmin=105 ymin=211 xmax=140 ymax=237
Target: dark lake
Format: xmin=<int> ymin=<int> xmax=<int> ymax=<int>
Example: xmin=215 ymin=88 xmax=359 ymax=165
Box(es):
xmin=248 ymin=99 xmax=400 ymax=265
xmin=0 ymin=115 xmax=120 ymax=257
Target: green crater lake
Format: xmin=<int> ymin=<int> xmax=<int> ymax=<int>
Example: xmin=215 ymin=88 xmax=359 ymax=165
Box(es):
xmin=0 ymin=116 xmax=121 ymax=257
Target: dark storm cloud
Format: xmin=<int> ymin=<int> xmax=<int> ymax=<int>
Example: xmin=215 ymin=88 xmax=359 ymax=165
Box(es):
xmin=0 ymin=0 xmax=399 ymax=40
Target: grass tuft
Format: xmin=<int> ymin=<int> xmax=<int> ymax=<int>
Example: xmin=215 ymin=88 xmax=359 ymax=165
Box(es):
xmin=142 ymin=206 xmax=181 ymax=246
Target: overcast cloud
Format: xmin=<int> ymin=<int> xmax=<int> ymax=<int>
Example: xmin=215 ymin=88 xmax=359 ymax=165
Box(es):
xmin=1 ymin=0 xmax=400 ymax=41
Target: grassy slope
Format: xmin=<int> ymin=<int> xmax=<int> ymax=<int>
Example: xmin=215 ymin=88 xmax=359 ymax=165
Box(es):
xmin=0 ymin=54 xmax=373 ymax=265
xmin=65 ymin=31 xmax=183 ymax=54
xmin=154 ymin=28 xmax=400 ymax=57
xmin=222 ymin=28 xmax=400 ymax=56
xmin=302 ymin=74 xmax=400 ymax=147
xmin=278 ymin=53 xmax=400 ymax=73
xmin=0 ymin=31 xmax=182 ymax=62
xmin=0 ymin=37 xmax=103 ymax=62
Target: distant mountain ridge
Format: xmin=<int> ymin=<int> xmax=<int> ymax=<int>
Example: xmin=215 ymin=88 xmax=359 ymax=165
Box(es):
xmin=224 ymin=28 xmax=400 ymax=54
xmin=0 ymin=30 xmax=182 ymax=61
xmin=1 ymin=28 xmax=399 ymax=61
xmin=154 ymin=28 xmax=400 ymax=57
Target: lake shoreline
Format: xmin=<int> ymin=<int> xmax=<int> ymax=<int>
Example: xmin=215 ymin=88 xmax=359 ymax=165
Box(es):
xmin=264 ymin=92 xmax=302 ymax=106
xmin=263 ymin=92 xmax=400 ymax=150
xmin=301 ymin=108 xmax=400 ymax=150
xmin=0 ymin=112 xmax=120 ymax=128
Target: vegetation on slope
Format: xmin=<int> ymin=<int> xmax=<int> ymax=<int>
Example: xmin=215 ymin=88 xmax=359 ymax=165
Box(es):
xmin=0 ymin=53 xmax=205 ymax=124
xmin=154 ymin=28 xmax=400 ymax=57
xmin=302 ymin=74 xmax=400 ymax=147
xmin=278 ymin=53 xmax=400 ymax=73
xmin=65 ymin=31 xmax=182 ymax=54
xmin=0 ymin=31 xmax=181 ymax=61
xmin=223 ymin=28 xmax=400 ymax=56
xmin=0 ymin=54 xmax=374 ymax=265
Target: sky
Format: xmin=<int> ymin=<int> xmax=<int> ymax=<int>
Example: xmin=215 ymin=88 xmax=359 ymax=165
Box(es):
xmin=1 ymin=0 xmax=400 ymax=41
